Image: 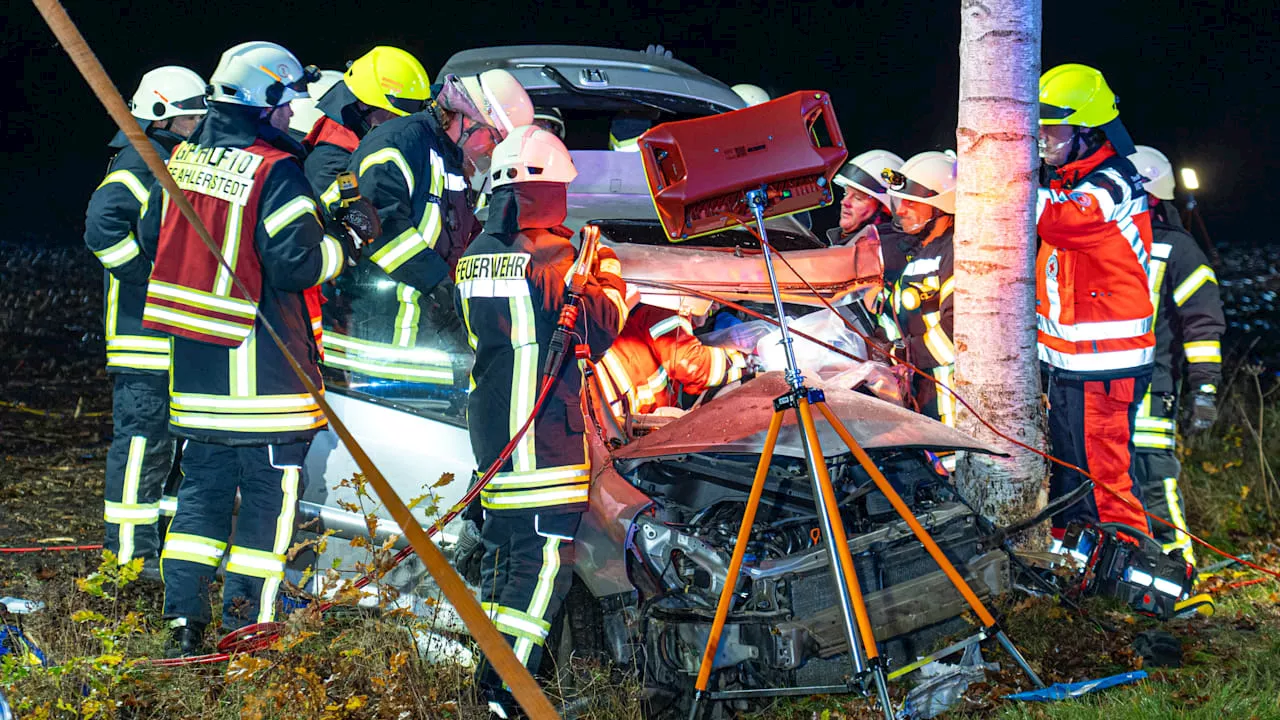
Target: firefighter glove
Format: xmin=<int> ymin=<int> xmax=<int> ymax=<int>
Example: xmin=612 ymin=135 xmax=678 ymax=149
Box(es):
xmin=335 ymin=196 xmax=382 ymax=246
xmin=1187 ymin=391 xmax=1218 ymax=434
xmin=426 ymin=279 xmax=464 ymax=335
xmin=327 ymin=219 xmax=363 ymax=267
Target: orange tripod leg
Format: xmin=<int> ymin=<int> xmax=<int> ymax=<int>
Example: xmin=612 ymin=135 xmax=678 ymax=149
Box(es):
xmin=796 ymin=396 xmax=882 ymax=663
xmin=692 ymin=409 xmax=785 ymax=695
xmin=816 ymin=401 xmax=997 ymax=625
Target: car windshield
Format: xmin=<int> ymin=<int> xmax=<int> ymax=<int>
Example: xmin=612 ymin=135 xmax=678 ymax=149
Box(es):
xmin=594 ymin=219 xmax=826 ymax=252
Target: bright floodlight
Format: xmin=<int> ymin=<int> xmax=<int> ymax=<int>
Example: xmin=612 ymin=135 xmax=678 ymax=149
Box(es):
xmin=1180 ymin=167 xmax=1200 ymax=191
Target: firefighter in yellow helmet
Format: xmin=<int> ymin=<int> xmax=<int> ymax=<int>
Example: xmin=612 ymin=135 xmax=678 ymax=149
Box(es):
xmin=300 ymin=46 xmax=431 ymax=196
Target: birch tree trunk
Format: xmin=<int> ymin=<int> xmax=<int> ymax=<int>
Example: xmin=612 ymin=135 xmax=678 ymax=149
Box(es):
xmin=952 ymin=0 xmax=1048 ymax=539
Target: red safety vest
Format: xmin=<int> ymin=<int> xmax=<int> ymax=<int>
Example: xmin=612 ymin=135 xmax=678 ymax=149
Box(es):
xmin=1036 ymin=143 xmax=1155 ymax=376
xmin=143 ymin=140 xmax=291 ymax=347
xmin=303 ymin=115 xmax=359 ymax=153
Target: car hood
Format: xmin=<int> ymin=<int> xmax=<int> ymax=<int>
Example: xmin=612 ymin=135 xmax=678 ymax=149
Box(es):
xmin=612 ymin=372 xmax=1006 ymax=465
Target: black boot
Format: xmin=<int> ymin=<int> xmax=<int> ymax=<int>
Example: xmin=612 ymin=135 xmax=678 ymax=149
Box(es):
xmin=164 ymin=619 xmax=206 ymax=658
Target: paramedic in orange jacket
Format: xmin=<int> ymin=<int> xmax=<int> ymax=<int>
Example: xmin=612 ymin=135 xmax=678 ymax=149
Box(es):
xmin=1036 ymin=64 xmax=1154 ymax=541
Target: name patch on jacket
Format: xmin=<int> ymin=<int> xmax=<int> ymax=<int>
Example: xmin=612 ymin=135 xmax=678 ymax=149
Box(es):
xmin=168 ymin=145 xmax=264 ymax=206
xmin=456 ymin=252 xmax=530 ymax=298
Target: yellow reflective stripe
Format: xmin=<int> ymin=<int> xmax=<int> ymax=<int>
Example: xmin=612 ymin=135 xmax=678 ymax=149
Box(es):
xmin=932 ymin=365 xmax=957 ymax=427
xmin=1173 ymin=266 xmax=1217 ymax=306
xmin=603 ymin=288 xmax=628 ymax=332
xmin=107 ymin=336 xmax=171 ymax=353
xmin=323 ymin=332 xmax=453 ymax=362
xmin=923 ymin=324 xmax=956 ymax=365
xmin=263 ymin=196 xmax=319 ymax=237
xmin=490 ymin=464 xmax=590 ymax=488
xmin=707 ymin=346 xmax=727 ymax=386
xmin=1161 ymin=476 xmax=1194 ymax=563
xmin=318 ymin=234 xmax=343 ymax=283
xmin=148 ymin=280 xmax=257 ymax=318
xmin=229 ymin=331 xmax=257 ymax=397
xmin=106 ymin=275 xmax=121 ymax=340
xmin=1134 ymin=432 xmax=1176 ymax=449
xmin=170 ymin=409 xmax=327 ymax=433
xmin=481 ymin=485 xmax=591 ymax=509
xmin=600 ymin=351 xmax=636 ymax=413
xmin=939 ymin=276 xmax=955 ymax=302
xmin=323 ymin=353 xmax=453 ymax=384
xmin=419 ymin=204 xmax=443 ymax=249
xmin=162 ymin=532 xmax=227 ymax=567
xmin=226 ymin=546 xmax=286 ymax=578
xmin=429 ymin=149 xmax=446 ymax=197
xmin=171 ymin=391 xmax=316 ymax=414
xmin=509 ymin=294 xmax=538 ymax=472
xmin=94 ymin=233 xmax=142 ymax=268
xmin=649 ymin=315 xmax=690 ymax=339
xmin=213 ymin=200 xmax=245 ymax=297
xmin=143 ymin=305 xmax=248 ymax=340
xmin=98 ymin=169 xmax=149 ymax=205
xmin=598 ymin=258 xmax=621 ymax=277
xmin=392 ymin=283 xmax=422 ymax=348
xmin=159 ymin=495 xmax=179 ymax=516
xmin=370 ymin=227 xmax=429 ymax=273
xmin=104 ymin=500 xmax=161 ymax=524
xmin=320 ymin=180 xmax=341 ymax=210
xmin=1183 ymin=340 xmax=1222 ymax=363
xmin=1147 ymin=258 xmax=1168 ymax=327
xmin=483 ymin=602 xmax=551 ymax=645
xmin=359 ymin=147 xmax=414 ymax=195
xmin=107 ymin=354 xmax=171 ymax=371
xmin=1136 ymin=416 xmax=1176 ymax=432
xmin=522 ymin=535 xmax=563 ymax=651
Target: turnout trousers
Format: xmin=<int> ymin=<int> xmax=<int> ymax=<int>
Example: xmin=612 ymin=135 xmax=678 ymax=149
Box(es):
xmin=1134 ymin=450 xmax=1195 ymax=564
xmin=161 ymin=439 xmax=309 ymax=630
xmin=104 ymin=374 xmax=181 ymax=563
xmin=1048 ymin=372 xmax=1152 ymax=536
xmin=476 ymin=511 xmax=580 ymax=693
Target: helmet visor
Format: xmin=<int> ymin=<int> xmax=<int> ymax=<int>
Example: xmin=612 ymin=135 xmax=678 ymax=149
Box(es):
xmin=170 ymin=94 xmax=208 ymax=111
xmin=387 ymin=95 xmax=429 ymax=115
xmin=836 ymin=164 xmax=888 ymax=197
xmin=1039 ymin=102 xmax=1075 ymax=123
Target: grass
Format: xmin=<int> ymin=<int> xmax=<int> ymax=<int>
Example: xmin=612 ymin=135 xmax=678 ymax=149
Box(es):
xmin=3 ymin=377 xmax=1278 ymax=719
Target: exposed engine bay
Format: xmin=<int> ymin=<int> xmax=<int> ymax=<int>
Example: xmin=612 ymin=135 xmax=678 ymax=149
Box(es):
xmin=560 ymin=374 xmax=1012 ymax=707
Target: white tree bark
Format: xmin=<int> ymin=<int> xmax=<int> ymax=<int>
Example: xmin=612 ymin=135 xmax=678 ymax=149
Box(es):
xmin=953 ymin=0 xmax=1048 ymax=539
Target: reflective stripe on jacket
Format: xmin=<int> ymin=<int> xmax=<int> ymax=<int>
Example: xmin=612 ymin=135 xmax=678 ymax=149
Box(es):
xmin=84 ymin=129 xmax=182 ymax=374
xmin=1036 ymin=143 xmax=1155 ymax=378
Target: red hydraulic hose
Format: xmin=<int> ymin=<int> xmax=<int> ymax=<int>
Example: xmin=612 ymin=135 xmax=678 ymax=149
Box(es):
xmin=0 ymin=544 xmax=103 ymax=554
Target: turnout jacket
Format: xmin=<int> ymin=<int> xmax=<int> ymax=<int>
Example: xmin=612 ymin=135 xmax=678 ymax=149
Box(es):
xmin=1036 ymin=143 xmax=1155 ymax=378
xmin=596 ymin=304 xmax=747 ymax=423
xmin=84 ymin=126 xmax=184 ymax=374
xmin=1134 ymin=202 xmax=1225 ymax=450
xmin=322 ymin=112 xmax=479 ymax=383
xmin=455 ymin=186 xmax=627 ymax=515
xmin=140 ymin=105 xmax=347 ymax=445
xmin=889 ymin=227 xmax=955 ymax=371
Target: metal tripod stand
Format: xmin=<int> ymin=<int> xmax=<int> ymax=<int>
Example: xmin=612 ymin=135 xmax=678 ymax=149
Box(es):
xmin=687 ymin=189 xmax=1043 ymax=720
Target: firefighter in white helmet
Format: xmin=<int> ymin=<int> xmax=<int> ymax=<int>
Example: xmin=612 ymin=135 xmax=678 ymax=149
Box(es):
xmin=323 ymin=69 xmax=533 ymax=390
xmin=85 ymin=65 xmax=207 ymax=580
xmin=1126 ymin=144 xmax=1225 ymax=563
xmin=881 ymin=151 xmax=959 ymax=430
xmin=287 ymin=69 xmax=343 ymax=142
xmin=731 ymin=83 xmax=771 ymax=107
xmin=830 ymin=149 xmax=904 ymax=244
xmin=453 ymin=126 xmax=627 ymax=717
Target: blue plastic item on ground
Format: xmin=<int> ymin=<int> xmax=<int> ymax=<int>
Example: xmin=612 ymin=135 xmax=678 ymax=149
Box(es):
xmin=1006 ymin=670 xmax=1148 ymax=702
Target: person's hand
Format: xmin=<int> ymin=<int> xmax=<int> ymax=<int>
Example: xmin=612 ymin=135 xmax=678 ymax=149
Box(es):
xmin=1187 ymin=391 xmax=1218 ymax=434
xmin=426 ymin=279 xmax=463 ymax=335
xmin=643 ymin=44 xmax=673 ymax=59
xmin=326 ymin=219 xmax=362 ymax=267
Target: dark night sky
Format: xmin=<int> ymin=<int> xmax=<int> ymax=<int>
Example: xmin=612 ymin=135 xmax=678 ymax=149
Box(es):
xmin=3 ymin=1 xmax=1277 ymax=245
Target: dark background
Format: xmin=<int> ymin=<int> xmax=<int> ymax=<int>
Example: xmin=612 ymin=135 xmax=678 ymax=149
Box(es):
xmin=2 ymin=1 xmax=1276 ymax=245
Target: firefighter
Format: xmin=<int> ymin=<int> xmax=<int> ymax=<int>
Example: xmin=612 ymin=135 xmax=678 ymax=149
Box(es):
xmin=323 ymin=70 xmax=532 ymax=389
xmin=454 ymin=125 xmax=627 ymax=716
xmin=138 ymin=41 xmax=352 ymax=655
xmin=1037 ymin=63 xmax=1154 ymax=540
xmin=286 ymin=69 xmax=342 ymax=144
xmin=301 ymin=46 xmax=431 ymax=197
xmin=595 ymin=298 xmax=750 ymax=429
xmin=828 ymin=149 xmax=904 ymax=245
xmin=732 ymin=83 xmax=771 ymax=107
xmin=1127 ymin=145 xmax=1225 ymax=563
xmin=532 ymin=107 xmax=565 ymax=139
xmin=84 ymin=65 xmax=207 ymax=575
xmin=881 ymin=152 xmax=958 ymax=429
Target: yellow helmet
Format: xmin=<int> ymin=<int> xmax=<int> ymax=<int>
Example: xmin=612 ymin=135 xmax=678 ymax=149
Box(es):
xmin=343 ymin=46 xmax=431 ymax=117
xmin=1039 ymin=63 xmax=1118 ymax=128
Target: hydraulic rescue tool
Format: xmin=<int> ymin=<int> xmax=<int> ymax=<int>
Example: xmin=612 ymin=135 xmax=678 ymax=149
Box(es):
xmin=637 ymin=94 xmax=1043 ymax=719
xmin=330 ymin=170 xmax=381 ymax=266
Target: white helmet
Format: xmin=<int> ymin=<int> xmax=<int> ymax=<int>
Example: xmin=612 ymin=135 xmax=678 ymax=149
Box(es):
xmin=834 ymin=149 xmax=904 ymax=211
xmin=1128 ymin=145 xmax=1175 ymax=200
xmin=288 ymin=69 xmax=343 ymax=136
xmin=533 ymin=107 xmax=565 ymax=139
xmin=490 ymin=125 xmax=578 ymax=188
xmin=886 ymin=151 xmax=957 ymax=215
xmin=129 ymin=66 xmax=208 ymax=121
xmin=440 ymin=69 xmax=533 ymax=140
xmin=731 ymin=83 xmax=770 ymax=107
xmin=208 ymin=41 xmax=316 ymax=108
